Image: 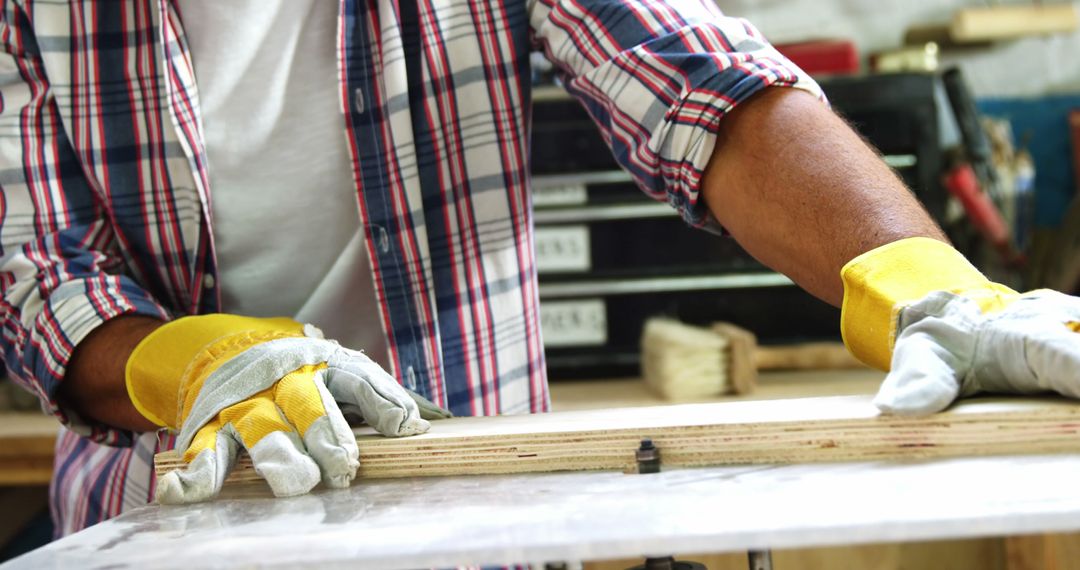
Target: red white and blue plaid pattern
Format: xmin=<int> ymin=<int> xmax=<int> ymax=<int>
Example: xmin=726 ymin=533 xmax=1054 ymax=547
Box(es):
xmin=0 ymin=0 xmax=818 ymax=535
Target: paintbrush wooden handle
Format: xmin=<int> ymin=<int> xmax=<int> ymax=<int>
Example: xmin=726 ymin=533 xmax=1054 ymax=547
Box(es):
xmin=754 ymin=342 xmax=865 ymax=371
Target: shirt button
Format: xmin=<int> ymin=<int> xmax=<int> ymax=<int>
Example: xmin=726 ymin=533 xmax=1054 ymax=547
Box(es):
xmin=202 ymin=274 xmax=215 ymax=289
xmin=405 ymin=366 xmax=417 ymax=390
xmin=353 ymin=88 xmax=365 ymax=114
xmin=378 ymin=227 xmax=390 ymax=253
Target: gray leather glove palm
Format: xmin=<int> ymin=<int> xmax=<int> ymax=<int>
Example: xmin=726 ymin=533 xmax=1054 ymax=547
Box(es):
xmin=874 ymin=289 xmax=1080 ymax=415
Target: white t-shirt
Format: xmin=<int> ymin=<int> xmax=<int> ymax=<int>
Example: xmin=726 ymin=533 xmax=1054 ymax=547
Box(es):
xmin=179 ymin=0 xmax=389 ymax=368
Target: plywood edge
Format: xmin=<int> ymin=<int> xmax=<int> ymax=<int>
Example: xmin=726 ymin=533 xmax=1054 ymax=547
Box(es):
xmin=350 ymin=395 xmax=1080 ymax=442
xmin=154 ymin=395 xmax=1080 ymax=489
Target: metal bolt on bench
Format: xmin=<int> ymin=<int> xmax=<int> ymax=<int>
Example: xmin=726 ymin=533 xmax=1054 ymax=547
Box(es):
xmin=630 ymin=438 xmax=774 ymax=570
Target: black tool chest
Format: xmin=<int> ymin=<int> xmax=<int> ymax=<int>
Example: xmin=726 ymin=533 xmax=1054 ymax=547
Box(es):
xmin=533 ymin=74 xmax=944 ymax=379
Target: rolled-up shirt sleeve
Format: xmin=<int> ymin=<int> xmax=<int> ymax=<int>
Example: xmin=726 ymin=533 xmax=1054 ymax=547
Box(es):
xmin=0 ymin=1 xmax=169 ymax=446
xmin=529 ymin=0 xmax=824 ymax=230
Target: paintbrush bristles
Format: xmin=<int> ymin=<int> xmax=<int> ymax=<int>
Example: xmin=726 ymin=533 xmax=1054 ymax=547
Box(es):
xmin=641 ymin=318 xmax=731 ymax=400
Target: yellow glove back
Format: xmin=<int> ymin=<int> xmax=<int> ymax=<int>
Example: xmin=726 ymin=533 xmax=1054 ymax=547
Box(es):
xmin=125 ymin=314 xmax=437 ymax=503
xmin=842 ymin=237 xmax=1080 ymax=415
xmin=840 ymin=237 xmax=1016 ymax=371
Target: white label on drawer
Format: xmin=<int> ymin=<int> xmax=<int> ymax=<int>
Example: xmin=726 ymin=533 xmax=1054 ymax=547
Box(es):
xmin=534 ymin=226 xmax=590 ymax=272
xmin=540 ymin=299 xmax=607 ymax=348
xmin=533 ymin=183 xmax=587 ymax=207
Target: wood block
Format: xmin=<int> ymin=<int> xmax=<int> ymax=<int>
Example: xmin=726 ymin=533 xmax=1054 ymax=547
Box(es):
xmin=156 ymin=395 xmax=1080 ymax=489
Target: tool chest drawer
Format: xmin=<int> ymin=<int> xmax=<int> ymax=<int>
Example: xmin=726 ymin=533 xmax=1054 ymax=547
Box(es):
xmin=534 ymin=215 xmax=761 ymax=278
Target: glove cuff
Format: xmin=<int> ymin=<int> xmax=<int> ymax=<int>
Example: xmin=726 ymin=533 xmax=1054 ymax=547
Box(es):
xmin=125 ymin=314 xmax=304 ymax=427
xmin=840 ymin=237 xmax=1017 ymax=371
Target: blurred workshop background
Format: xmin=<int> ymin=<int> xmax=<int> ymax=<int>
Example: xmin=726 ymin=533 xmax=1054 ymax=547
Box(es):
xmin=3 ymin=1 xmax=1080 ymax=568
xmin=533 ymin=0 xmax=1080 ymax=384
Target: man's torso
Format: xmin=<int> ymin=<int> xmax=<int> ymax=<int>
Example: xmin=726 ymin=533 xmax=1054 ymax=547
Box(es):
xmin=40 ymin=0 xmax=548 ymax=536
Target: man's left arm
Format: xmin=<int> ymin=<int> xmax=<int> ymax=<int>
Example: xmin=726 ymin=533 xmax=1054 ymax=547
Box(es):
xmin=529 ymin=0 xmax=819 ymax=233
xmin=700 ymin=85 xmax=1080 ymax=413
xmin=530 ymin=0 xmax=1080 ymax=412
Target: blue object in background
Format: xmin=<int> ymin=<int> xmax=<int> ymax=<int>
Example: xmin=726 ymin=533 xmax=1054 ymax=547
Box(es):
xmin=978 ymin=95 xmax=1080 ymax=228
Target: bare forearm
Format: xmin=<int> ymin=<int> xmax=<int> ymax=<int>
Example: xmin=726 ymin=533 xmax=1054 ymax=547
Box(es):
xmin=59 ymin=315 xmax=164 ymax=432
xmin=702 ymin=88 xmax=946 ymax=306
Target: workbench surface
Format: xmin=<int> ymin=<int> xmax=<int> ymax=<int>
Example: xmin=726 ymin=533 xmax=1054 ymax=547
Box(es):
xmin=13 ymin=371 xmax=1076 ymax=569
xmin=7 ymin=453 xmax=1080 ymax=569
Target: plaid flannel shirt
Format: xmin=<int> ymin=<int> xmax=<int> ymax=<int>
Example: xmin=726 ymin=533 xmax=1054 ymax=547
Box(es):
xmin=0 ymin=0 xmax=818 ymax=535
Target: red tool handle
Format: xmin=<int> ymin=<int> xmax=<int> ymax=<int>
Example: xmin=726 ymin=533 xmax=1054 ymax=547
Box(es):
xmin=943 ymin=163 xmax=1010 ymax=247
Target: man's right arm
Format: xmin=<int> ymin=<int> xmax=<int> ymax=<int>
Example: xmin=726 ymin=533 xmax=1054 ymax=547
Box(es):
xmin=59 ymin=316 xmax=164 ymax=433
xmin=0 ymin=2 xmax=169 ymax=443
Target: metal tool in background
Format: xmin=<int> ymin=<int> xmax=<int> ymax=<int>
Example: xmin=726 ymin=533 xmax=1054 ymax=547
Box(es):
xmin=942 ymin=68 xmax=1003 ymax=204
xmin=748 ymin=551 xmax=774 ymax=570
xmin=941 ymin=67 xmax=1028 ymax=266
xmin=941 ymin=157 xmax=1019 ymax=264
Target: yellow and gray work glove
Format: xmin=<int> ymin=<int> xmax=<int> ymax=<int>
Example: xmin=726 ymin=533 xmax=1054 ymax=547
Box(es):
xmin=125 ymin=314 xmax=450 ymax=504
xmin=841 ymin=237 xmax=1080 ymax=415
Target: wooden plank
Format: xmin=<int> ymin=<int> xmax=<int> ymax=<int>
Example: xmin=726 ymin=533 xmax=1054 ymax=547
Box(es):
xmin=0 ymin=413 xmax=58 ymax=485
xmin=156 ymin=395 xmax=1080 ymax=487
xmin=951 ymin=5 xmax=1079 ymax=43
xmin=1005 ymin=533 xmax=1080 ymax=570
xmin=0 ymin=461 xmax=56 ymax=485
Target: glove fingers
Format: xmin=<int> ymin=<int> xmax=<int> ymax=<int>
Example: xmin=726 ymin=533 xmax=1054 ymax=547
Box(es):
xmin=347 ymin=354 xmax=418 ymax=409
xmin=220 ymin=391 xmax=321 ymax=498
xmin=275 ymin=367 xmax=360 ymax=489
xmin=156 ymin=419 xmax=238 ymax=505
xmin=325 ymin=359 xmax=430 ymax=437
xmin=1043 ymin=289 xmax=1080 ymax=321
xmin=407 ymin=388 xmax=453 ymax=420
xmin=247 ymin=428 xmax=321 ymax=498
xmin=1025 ymin=326 xmax=1080 ymax=398
xmin=331 ymin=369 xmax=430 ymax=436
xmin=874 ymin=329 xmax=964 ymax=416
